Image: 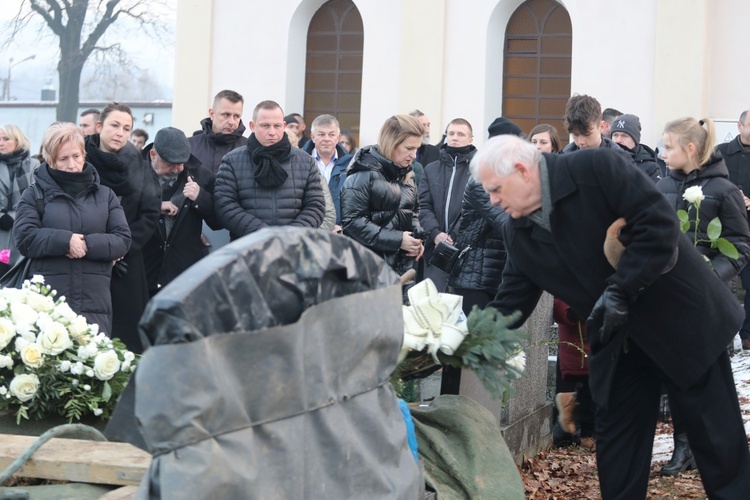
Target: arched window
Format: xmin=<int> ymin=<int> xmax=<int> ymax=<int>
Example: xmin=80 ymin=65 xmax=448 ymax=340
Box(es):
xmin=502 ymin=0 xmax=572 ymax=143
xmin=304 ymin=0 xmax=363 ymax=142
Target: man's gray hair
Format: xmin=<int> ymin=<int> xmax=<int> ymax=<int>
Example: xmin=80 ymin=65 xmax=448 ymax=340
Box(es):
xmin=469 ymin=135 xmax=540 ymax=179
xmin=311 ymin=114 xmax=340 ymax=134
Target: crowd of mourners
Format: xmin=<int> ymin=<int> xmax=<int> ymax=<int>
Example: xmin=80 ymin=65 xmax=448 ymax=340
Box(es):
xmin=2 ymin=90 xmax=750 ymax=494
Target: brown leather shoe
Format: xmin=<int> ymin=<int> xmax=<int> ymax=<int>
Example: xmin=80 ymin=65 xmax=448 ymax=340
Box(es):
xmin=555 ymin=392 xmax=578 ymax=435
xmin=580 ymin=436 xmax=596 ymax=451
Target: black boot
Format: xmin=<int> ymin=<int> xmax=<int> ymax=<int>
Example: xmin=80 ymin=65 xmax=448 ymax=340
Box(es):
xmin=660 ymin=432 xmax=696 ymax=477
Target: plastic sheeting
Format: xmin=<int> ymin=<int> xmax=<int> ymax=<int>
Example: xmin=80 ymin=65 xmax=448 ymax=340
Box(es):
xmin=106 ymin=227 xmax=421 ymax=499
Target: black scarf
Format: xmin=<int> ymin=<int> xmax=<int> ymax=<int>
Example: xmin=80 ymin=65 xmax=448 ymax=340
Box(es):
xmin=85 ymin=135 xmax=135 ymax=196
xmin=444 ymin=144 xmax=475 ymax=156
xmin=0 ymin=148 xmax=31 ymax=195
xmin=46 ymin=163 xmax=95 ymax=198
xmin=246 ymin=133 xmax=292 ymax=188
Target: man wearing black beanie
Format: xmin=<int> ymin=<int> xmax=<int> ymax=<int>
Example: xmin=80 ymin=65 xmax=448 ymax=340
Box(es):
xmin=610 ymin=114 xmax=661 ymax=182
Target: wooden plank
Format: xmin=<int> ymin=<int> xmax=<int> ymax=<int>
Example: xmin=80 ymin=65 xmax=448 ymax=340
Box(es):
xmin=0 ymin=434 xmax=151 ymax=486
xmin=100 ymin=485 xmax=140 ymax=499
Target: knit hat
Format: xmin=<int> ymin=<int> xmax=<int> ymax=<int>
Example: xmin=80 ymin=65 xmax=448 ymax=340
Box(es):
xmin=488 ymin=117 xmax=525 ymax=138
xmin=610 ymin=114 xmax=641 ymax=145
xmin=283 ymin=114 xmax=298 ymax=125
xmin=154 ymin=127 xmax=191 ymax=164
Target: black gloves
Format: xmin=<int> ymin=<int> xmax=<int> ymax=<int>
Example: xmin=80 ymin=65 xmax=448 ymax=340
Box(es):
xmin=0 ymin=213 xmax=14 ymax=231
xmin=112 ymin=260 xmax=129 ymax=278
xmin=587 ymin=283 xmax=630 ymax=346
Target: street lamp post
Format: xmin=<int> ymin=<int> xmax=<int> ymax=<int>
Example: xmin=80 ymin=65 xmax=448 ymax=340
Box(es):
xmin=3 ymin=55 xmax=36 ymax=101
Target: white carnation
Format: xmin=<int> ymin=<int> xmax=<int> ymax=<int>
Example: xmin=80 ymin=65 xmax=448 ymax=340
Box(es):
xmin=0 ymin=354 xmax=13 ymax=369
xmin=59 ymin=360 xmax=71 ymax=372
xmin=93 ymin=350 xmax=121 ymax=381
xmin=121 ymin=360 xmax=131 ymax=372
xmin=123 ymin=351 xmax=135 ymax=362
xmin=0 ymin=386 xmax=6 ymax=395
xmin=86 ymin=369 xmax=94 ymax=378
xmin=83 ymin=384 xmax=91 ymax=391
xmin=30 ymin=275 xmax=44 ymax=284
xmin=89 ymin=323 xmax=99 ymax=335
xmin=70 ymin=361 xmax=85 ymax=376
xmin=68 ymin=316 xmax=89 ymax=339
xmin=85 ymin=342 xmax=99 ymax=358
xmin=0 ymin=317 xmax=16 ymax=350
xmin=93 ymin=408 xmax=103 ymax=416
xmin=507 ymin=350 xmax=526 ymax=373
xmin=9 ymin=373 xmax=39 ymax=402
xmin=14 ymin=336 xmax=29 ymax=352
xmin=52 ymin=301 xmax=77 ymax=321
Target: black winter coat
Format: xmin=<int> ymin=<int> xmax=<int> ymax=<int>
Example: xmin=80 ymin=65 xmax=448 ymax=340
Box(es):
xmin=716 ymin=135 xmax=750 ymax=202
xmin=341 ymin=146 xmax=422 ymax=276
xmin=188 ymin=118 xmax=248 ymax=175
xmin=488 ymin=149 xmax=744 ymax=406
xmin=623 ymin=143 xmax=662 ymax=182
xmin=13 ymin=164 xmax=131 ymax=334
xmin=448 ymin=178 xmax=509 ymax=292
xmin=142 ymin=146 xmax=218 ymax=294
xmin=562 ymin=135 xmax=636 ymax=166
xmin=85 ymin=136 xmax=160 ymax=351
xmin=214 ymin=144 xmax=325 ymax=240
xmin=418 ymin=146 xmax=475 ymax=241
xmin=656 ymin=154 xmax=750 ymax=282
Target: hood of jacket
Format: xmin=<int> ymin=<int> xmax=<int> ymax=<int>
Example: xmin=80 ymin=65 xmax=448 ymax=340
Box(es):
xmin=348 ymin=145 xmax=412 ymax=183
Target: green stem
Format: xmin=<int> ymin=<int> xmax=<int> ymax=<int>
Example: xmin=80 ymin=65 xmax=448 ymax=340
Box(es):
xmin=694 ymin=203 xmax=700 ymax=246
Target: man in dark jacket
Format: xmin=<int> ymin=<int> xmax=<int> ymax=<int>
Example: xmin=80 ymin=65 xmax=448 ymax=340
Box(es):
xmin=143 ymin=127 xmax=218 ymax=296
xmin=188 ymin=89 xmax=248 ymax=252
xmin=610 ymin=113 xmax=661 ymax=182
xmin=476 ymin=136 xmax=750 ymax=499
xmin=409 ymin=109 xmax=440 ymax=167
xmin=716 ymin=109 xmax=750 ymax=350
xmin=560 ymin=95 xmax=636 ymax=168
xmin=214 ymin=100 xmax=325 ymax=240
xmin=418 ymin=118 xmax=476 ymax=291
xmin=300 ymin=114 xmax=353 ymax=228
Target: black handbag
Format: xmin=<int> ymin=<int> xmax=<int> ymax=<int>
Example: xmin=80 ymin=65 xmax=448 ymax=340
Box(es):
xmin=0 ymin=255 xmax=32 ymax=289
xmin=429 ymin=240 xmax=470 ymax=276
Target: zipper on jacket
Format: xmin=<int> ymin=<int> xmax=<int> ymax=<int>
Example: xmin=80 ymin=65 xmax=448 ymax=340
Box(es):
xmin=444 ymin=156 xmax=458 ymax=232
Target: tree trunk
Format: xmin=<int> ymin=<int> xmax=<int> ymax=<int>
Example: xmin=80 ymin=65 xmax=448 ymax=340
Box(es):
xmin=57 ymin=57 xmax=84 ymax=123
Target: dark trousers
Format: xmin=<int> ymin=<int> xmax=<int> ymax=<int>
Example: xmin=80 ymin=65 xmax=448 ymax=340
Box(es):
xmin=740 ymin=263 xmax=750 ymax=340
xmin=596 ymin=343 xmax=750 ymax=500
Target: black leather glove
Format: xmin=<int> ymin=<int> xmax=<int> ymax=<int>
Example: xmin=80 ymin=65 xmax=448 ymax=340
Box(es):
xmin=587 ymin=283 xmax=629 ymax=345
xmin=112 ymin=260 xmax=128 ymax=278
xmin=0 ymin=213 xmax=14 ymax=231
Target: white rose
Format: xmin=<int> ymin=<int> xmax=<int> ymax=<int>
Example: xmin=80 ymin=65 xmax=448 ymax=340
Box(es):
xmin=68 ymin=316 xmax=89 ymax=339
xmin=59 ymin=360 xmax=71 ymax=372
xmin=89 ymin=323 xmax=99 ymax=335
xmin=11 ymin=302 xmax=37 ymax=328
xmin=20 ymin=343 xmax=44 ymax=368
xmin=70 ymin=361 xmax=84 ymax=375
xmin=86 ymin=369 xmax=94 ymax=378
xmin=0 ymin=318 xmax=16 ymax=350
xmin=37 ymin=322 xmax=73 ymax=355
xmin=0 ymin=298 xmax=7 ymax=312
xmin=0 ymin=354 xmax=13 ymax=369
xmin=682 ymin=186 xmax=705 ymax=205
xmin=123 ymin=351 xmax=135 ymax=362
xmin=30 ymin=275 xmax=44 ymax=284
xmin=52 ymin=301 xmax=77 ymax=321
xmin=25 ymin=291 xmax=55 ymax=313
xmin=83 ymin=384 xmax=91 ymax=391
xmin=9 ymin=373 xmax=40 ymax=402
xmin=0 ymin=386 xmax=6 ymax=395
xmin=93 ymin=350 xmax=121 ymax=381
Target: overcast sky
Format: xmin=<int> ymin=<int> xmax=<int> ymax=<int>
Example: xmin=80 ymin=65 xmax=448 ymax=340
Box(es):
xmin=0 ymin=0 xmax=176 ymax=102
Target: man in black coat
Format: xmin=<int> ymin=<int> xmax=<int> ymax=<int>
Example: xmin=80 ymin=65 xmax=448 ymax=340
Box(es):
xmin=717 ymin=109 xmax=750 ymax=351
xmin=143 ymin=127 xmax=218 ymax=297
xmin=475 ymin=135 xmax=750 ymax=499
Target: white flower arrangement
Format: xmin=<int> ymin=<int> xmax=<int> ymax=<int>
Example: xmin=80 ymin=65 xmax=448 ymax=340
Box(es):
xmin=0 ymin=276 xmax=137 ymax=424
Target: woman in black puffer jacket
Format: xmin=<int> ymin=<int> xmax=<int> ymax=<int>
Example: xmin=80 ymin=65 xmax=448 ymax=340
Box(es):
xmin=447 ymin=177 xmax=509 ymax=310
xmin=657 ymin=117 xmax=750 ymax=283
xmin=85 ymin=103 xmax=160 ymax=352
xmin=341 ymin=115 xmax=425 ymax=280
xmin=656 ymin=116 xmax=750 ymax=477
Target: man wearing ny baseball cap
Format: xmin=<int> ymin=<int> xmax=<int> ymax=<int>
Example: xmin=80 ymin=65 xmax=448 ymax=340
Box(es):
xmin=142 ymin=127 xmax=220 ymax=298
xmin=610 ymin=114 xmax=661 ymax=182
